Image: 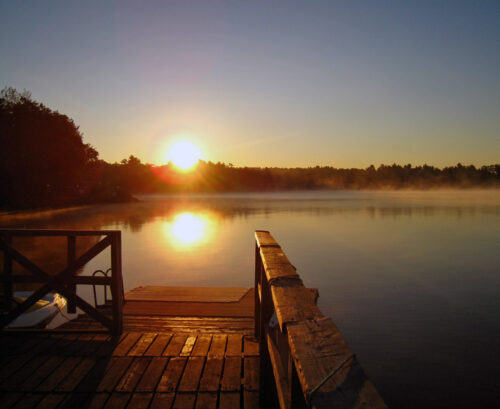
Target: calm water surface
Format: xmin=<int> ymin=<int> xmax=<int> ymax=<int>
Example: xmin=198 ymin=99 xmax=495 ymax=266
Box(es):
xmin=1 ymin=190 xmax=499 ymax=408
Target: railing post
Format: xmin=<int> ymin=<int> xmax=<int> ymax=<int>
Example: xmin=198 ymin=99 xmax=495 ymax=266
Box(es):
xmin=66 ymin=235 xmax=76 ymax=313
xmin=110 ymin=231 xmax=123 ymax=335
xmin=289 ymin=355 xmax=307 ymax=409
xmin=259 ymin=269 xmax=278 ymax=407
xmin=2 ymin=234 xmax=13 ymax=312
xmin=255 ymin=242 xmax=261 ymax=338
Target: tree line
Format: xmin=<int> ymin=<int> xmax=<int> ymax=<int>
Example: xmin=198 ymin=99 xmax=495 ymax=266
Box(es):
xmin=1 ymin=88 xmax=499 ymax=209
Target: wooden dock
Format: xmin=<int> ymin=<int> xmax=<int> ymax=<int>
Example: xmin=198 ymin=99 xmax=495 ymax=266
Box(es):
xmin=0 ymin=285 xmax=260 ymax=409
xmin=0 ymin=229 xmax=387 ymax=409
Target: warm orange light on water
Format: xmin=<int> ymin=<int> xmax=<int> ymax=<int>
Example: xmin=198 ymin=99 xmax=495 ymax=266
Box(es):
xmin=165 ymin=212 xmax=212 ymax=247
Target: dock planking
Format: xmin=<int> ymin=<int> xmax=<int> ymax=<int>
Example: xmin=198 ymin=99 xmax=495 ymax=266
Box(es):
xmin=0 ymin=286 xmax=260 ymax=409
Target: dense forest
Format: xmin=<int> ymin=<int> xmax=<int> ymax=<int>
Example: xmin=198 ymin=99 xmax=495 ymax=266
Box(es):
xmin=1 ymin=88 xmax=499 ymax=209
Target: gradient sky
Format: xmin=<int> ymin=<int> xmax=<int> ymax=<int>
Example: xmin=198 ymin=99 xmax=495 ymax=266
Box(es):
xmin=1 ymin=1 xmax=499 ymax=168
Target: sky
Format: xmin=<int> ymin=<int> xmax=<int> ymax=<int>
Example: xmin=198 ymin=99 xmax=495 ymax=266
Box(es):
xmin=1 ymin=1 xmax=499 ymax=168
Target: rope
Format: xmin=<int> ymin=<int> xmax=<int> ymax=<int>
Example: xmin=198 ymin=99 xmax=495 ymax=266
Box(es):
xmin=307 ymin=353 xmax=356 ymax=403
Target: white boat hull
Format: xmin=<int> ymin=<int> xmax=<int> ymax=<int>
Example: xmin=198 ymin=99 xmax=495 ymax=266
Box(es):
xmin=6 ymin=292 xmax=67 ymax=328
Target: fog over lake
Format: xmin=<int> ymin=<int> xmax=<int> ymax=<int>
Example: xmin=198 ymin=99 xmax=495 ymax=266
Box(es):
xmin=1 ymin=190 xmax=499 ymax=408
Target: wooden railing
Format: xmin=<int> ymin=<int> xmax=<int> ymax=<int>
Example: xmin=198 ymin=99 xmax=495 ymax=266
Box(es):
xmin=0 ymin=229 xmax=124 ymax=335
xmin=255 ymin=230 xmax=387 ymax=409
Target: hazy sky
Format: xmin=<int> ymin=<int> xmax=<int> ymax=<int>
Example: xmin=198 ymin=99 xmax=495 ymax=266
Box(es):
xmin=1 ymin=1 xmax=499 ymax=168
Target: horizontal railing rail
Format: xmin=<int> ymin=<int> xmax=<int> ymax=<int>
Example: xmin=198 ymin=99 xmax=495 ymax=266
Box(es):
xmin=255 ymin=230 xmax=387 ymax=409
xmin=0 ymin=229 xmax=124 ymax=335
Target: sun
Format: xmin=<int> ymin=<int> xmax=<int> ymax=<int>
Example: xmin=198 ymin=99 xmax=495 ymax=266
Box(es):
xmin=166 ymin=141 xmax=201 ymax=171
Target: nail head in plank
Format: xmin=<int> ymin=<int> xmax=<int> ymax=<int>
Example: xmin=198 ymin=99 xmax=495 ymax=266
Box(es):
xmin=221 ymin=357 xmax=241 ymax=392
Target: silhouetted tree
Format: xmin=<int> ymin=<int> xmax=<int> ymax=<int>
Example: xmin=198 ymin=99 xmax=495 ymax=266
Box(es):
xmin=0 ymin=87 xmax=98 ymax=208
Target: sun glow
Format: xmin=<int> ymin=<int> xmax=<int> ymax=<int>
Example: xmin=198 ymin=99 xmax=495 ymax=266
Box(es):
xmin=165 ymin=212 xmax=212 ymax=247
xmin=166 ymin=141 xmax=201 ymax=171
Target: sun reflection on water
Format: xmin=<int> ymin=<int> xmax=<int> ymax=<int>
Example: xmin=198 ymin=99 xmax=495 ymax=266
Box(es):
xmin=166 ymin=212 xmax=212 ymax=247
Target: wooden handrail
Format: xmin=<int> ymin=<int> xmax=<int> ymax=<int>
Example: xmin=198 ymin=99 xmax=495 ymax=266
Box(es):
xmin=255 ymin=230 xmax=387 ymax=409
xmin=0 ymin=229 xmax=124 ymax=335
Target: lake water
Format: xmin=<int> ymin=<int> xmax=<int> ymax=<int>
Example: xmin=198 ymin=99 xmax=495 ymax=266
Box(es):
xmin=1 ymin=190 xmax=499 ymax=408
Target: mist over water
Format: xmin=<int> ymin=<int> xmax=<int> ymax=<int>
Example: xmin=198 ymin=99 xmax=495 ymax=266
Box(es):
xmin=1 ymin=190 xmax=499 ymax=408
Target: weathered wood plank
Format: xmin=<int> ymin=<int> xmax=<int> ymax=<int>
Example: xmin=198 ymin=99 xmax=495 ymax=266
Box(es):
xmin=34 ymin=393 xmax=67 ymax=409
xmin=127 ymin=393 xmax=153 ymax=409
xmin=163 ymin=335 xmax=188 ymax=357
xmin=157 ymin=357 xmax=187 ymax=392
xmin=208 ymin=335 xmax=226 ymax=357
xmin=195 ymin=392 xmax=217 ymax=409
xmin=178 ymin=357 xmax=205 ymax=393
xmin=127 ymin=333 xmax=157 ymax=356
xmin=103 ymin=392 xmax=130 ymax=409
xmin=144 ymin=334 xmax=172 ymax=356
xmin=270 ymin=282 xmax=323 ymax=331
xmin=267 ymin=334 xmax=290 ymax=409
xmin=135 ymin=357 xmax=168 ymax=392
xmin=36 ymin=357 xmax=82 ymax=391
xmin=172 ymin=393 xmax=196 ymax=409
xmin=97 ymin=358 xmax=133 ymax=392
xmin=219 ymin=392 xmax=240 ymax=409
xmin=287 ymin=318 xmax=387 ymax=408
xmin=126 ymin=287 xmax=249 ymax=303
xmin=221 ymin=357 xmax=241 ymax=392
xmin=115 ymin=357 xmax=151 ymax=392
xmin=1 ymin=355 xmax=48 ymax=391
xmin=225 ymin=334 xmax=242 ymax=357
xmin=149 ymin=392 xmax=175 ymax=409
xmin=20 ymin=356 xmax=62 ymax=391
xmin=255 ymin=231 xmax=279 ymax=248
xmin=259 ymin=247 xmax=299 ymax=281
xmin=243 ymin=391 xmax=260 ymax=409
xmin=56 ymin=358 xmax=96 ymax=392
xmin=85 ymin=392 xmax=110 ymax=409
xmin=243 ymin=357 xmax=259 ymax=392
xmin=180 ymin=336 xmax=197 ymax=356
xmin=113 ymin=333 xmax=142 ymax=356
xmin=243 ymin=337 xmax=259 ymax=357
xmin=199 ymin=357 xmax=223 ymax=392
xmin=191 ymin=335 xmax=211 ymax=357
xmin=9 ymin=393 xmax=43 ymax=409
